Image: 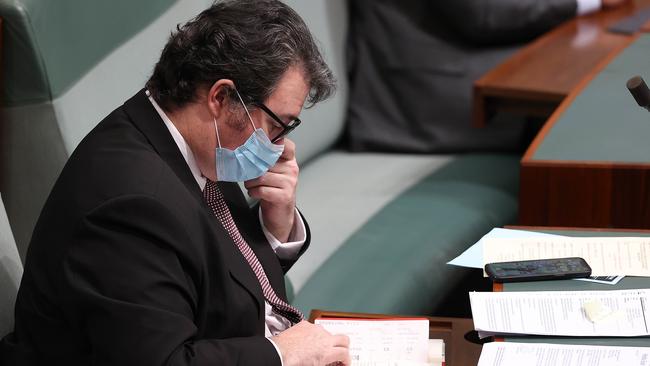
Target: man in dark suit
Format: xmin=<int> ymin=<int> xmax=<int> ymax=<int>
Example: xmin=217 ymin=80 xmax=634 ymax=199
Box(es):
xmin=345 ymin=0 xmax=629 ymax=153
xmin=0 ymin=1 xmax=350 ymax=365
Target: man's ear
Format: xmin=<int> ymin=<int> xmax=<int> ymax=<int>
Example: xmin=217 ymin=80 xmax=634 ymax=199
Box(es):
xmin=207 ymin=79 xmax=236 ymax=118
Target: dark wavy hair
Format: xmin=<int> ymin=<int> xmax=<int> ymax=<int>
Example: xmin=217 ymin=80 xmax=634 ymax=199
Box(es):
xmin=146 ymin=0 xmax=335 ymax=111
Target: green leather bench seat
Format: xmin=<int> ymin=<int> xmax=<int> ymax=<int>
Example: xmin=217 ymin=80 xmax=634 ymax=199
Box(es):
xmin=293 ymin=154 xmax=519 ymax=315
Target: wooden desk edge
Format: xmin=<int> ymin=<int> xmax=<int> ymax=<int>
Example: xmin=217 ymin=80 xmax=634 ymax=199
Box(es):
xmin=505 ymin=225 xmax=650 ymax=233
xmin=309 ymin=309 xmax=463 ymax=326
xmin=522 ymin=34 xmax=640 ymax=162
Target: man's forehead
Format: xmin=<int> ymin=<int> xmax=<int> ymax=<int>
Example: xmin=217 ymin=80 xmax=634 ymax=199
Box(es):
xmin=264 ymin=68 xmax=309 ymax=116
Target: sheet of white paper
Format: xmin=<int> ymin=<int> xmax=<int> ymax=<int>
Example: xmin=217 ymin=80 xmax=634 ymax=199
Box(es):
xmin=478 ymin=342 xmax=650 ymax=366
xmin=314 ymin=318 xmax=430 ymax=365
xmin=447 ymin=228 xmax=563 ymax=269
xmin=482 ymin=237 xmax=650 ymax=276
xmin=470 ymin=289 xmax=650 ymax=337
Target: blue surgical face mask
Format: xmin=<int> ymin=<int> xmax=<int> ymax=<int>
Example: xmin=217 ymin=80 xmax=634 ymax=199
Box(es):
xmin=214 ymin=90 xmax=284 ymax=182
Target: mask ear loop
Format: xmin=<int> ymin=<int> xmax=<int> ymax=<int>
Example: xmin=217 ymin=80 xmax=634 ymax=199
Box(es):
xmin=234 ymin=88 xmax=258 ymax=130
xmin=213 ymin=118 xmax=222 ymax=149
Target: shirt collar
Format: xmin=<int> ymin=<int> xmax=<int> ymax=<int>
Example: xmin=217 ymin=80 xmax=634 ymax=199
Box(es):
xmin=146 ymin=91 xmax=207 ymax=190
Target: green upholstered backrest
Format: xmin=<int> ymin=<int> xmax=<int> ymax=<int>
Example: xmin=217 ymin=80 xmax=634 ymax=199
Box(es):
xmin=0 ymin=0 xmax=175 ymax=106
xmin=533 ymin=34 xmax=650 ymax=162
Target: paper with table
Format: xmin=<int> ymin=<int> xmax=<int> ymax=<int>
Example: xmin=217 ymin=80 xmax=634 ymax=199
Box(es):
xmin=314 ymin=318 xmax=444 ymax=366
xmin=470 ymin=289 xmax=650 ymax=338
xmin=478 ymin=342 xmax=650 ymax=366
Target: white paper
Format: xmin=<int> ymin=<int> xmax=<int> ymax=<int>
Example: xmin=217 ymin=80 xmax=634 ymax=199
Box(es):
xmin=470 ymin=289 xmax=650 ymax=337
xmin=482 ymin=236 xmax=650 ymax=277
xmin=314 ymin=318 xmax=430 ymax=365
xmin=447 ymin=228 xmax=563 ymax=269
xmin=478 ymin=342 xmax=650 ymax=366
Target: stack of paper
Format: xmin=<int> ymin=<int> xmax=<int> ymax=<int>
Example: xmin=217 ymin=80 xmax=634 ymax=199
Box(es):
xmin=470 ymin=289 xmax=650 ymax=338
xmin=314 ymin=318 xmax=444 ymax=366
xmin=458 ymin=228 xmax=650 ymax=364
xmin=478 ymin=342 xmax=650 ymax=366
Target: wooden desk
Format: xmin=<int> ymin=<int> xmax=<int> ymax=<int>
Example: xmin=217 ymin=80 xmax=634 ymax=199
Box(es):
xmin=473 ymin=1 xmax=650 ymax=127
xmin=310 ymin=310 xmax=482 ymax=366
xmin=519 ymin=33 xmax=650 ymax=229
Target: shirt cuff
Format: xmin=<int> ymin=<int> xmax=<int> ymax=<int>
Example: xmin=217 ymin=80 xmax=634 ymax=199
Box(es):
xmin=576 ymin=0 xmax=601 ymax=15
xmin=259 ymin=207 xmax=306 ymax=259
xmin=267 ymin=337 xmax=285 ymax=366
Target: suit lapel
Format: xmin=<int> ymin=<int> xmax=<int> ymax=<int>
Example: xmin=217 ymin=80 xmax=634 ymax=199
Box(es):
xmin=122 ymin=90 xmax=266 ymax=313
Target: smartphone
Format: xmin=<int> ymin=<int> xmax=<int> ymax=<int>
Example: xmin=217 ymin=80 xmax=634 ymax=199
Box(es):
xmin=485 ymin=257 xmax=592 ymax=283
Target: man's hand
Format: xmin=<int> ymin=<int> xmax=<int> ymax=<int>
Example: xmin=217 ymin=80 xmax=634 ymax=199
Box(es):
xmin=271 ymin=321 xmax=351 ymax=366
xmin=602 ymin=0 xmax=632 ymax=9
xmin=245 ymin=138 xmax=298 ymax=242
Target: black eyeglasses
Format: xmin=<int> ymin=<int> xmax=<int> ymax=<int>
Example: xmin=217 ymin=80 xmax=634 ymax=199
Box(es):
xmin=254 ymin=103 xmax=302 ymax=143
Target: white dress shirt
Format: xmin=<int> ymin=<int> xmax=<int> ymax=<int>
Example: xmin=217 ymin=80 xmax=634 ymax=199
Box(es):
xmin=577 ymin=0 xmax=602 ymax=15
xmin=147 ymin=93 xmax=305 ymax=363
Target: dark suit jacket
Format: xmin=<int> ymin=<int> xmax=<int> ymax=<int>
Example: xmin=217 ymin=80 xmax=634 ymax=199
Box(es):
xmin=345 ymin=0 xmax=578 ymax=153
xmin=0 ymin=90 xmax=309 ymax=365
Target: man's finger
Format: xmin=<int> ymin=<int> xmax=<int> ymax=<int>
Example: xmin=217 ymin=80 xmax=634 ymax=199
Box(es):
xmin=267 ymin=159 xmax=299 ymax=176
xmin=324 ymin=347 xmax=351 ymax=366
xmin=247 ymin=185 xmax=287 ymax=203
xmin=244 ymin=172 xmax=290 ymax=190
xmin=278 ymin=138 xmax=295 ymax=161
xmin=331 ymin=335 xmax=350 ymax=348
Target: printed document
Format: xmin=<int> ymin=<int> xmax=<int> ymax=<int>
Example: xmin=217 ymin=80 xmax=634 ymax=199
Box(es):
xmin=482 ymin=236 xmax=650 ymax=276
xmin=478 ymin=342 xmax=650 ymax=366
xmin=470 ymin=289 xmax=650 ymax=337
xmin=314 ymin=318 xmax=432 ymax=365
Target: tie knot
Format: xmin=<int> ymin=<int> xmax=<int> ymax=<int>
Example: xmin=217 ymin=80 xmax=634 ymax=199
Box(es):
xmin=203 ymin=179 xmax=225 ymax=210
xmin=205 ymin=179 xmax=218 ymax=190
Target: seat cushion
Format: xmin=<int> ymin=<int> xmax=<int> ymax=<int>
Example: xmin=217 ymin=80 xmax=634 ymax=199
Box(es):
xmin=289 ymin=151 xmax=455 ymax=291
xmin=292 ymin=154 xmax=520 ymax=315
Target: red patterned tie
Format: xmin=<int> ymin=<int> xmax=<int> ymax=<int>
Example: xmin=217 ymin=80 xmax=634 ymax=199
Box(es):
xmin=203 ymin=179 xmax=303 ymax=324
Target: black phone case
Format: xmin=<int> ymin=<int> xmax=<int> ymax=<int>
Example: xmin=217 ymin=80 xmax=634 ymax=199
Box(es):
xmin=485 ymin=257 xmax=592 ymax=283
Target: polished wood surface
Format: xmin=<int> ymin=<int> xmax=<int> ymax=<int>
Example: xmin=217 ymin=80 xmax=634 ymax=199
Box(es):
xmin=473 ymin=1 xmax=650 ymax=127
xmin=518 ymin=31 xmax=650 ymax=229
xmin=309 ymin=309 xmax=482 ymax=366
